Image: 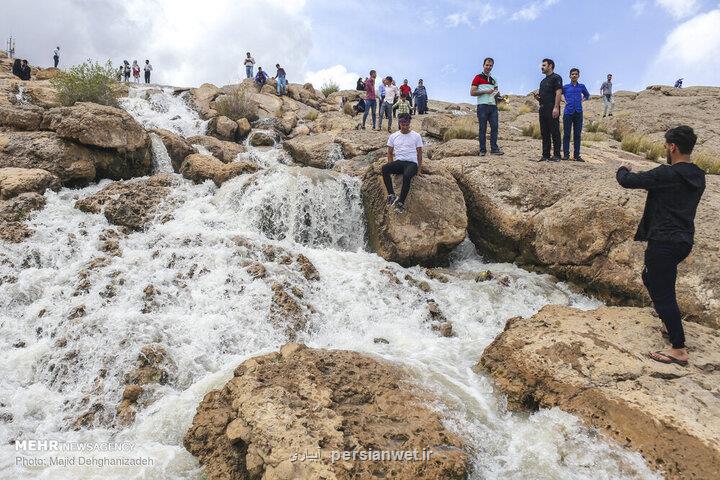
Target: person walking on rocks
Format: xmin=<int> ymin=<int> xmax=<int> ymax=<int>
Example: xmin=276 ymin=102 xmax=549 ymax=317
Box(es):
xmin=601 ymin=73 xmax=614 ymax=117
xmin=255 ymin=67 xmax=268 ymax=88
xmin=132 ymin=60 xmax=141 ymax=83
xmin=382 ymin=113 xmax=423 ymax=213
xmin=562 ymin=68 xmax=590 ymax=161
xmin=274 ymin=64 xmax=287 ymax=96
xmin=616 ymin=125 xmax=706 ymax=367
xmin=362 ymin=70 xmax=377 ymax=130
xmin=471 ymin=57 xmax=504 ymax=156
xmin=144 ymin=60 xmax=153 ymax=84
xmin=53 ymin=46 xmax=60 ymax=68
xmin=379 ymin=76 xmax=399 ymax=132
xmin=413 ymin=79 xmax=428 ymax=115
xmin=244 ymin=52 xmax=255 ymax=79
xmin=533 ymin=58 xmax=563 ymax=161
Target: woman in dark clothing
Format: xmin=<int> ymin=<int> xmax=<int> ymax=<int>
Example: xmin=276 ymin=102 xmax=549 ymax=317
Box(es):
xmin=356 ymin=77 xmax=365 ymax=91
xmin=413 ymin=79 xmax=428 ymax=114
xmin=20 ymin=60 xmax=31 ymax=80
xmin=12 ymin=59 xmax=22 ymax=78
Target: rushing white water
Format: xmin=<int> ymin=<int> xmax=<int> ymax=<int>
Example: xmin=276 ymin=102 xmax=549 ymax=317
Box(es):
xmin=149 ymin=133 xmax=174 ymax=174
xmin=119 ymin=85 xmax=208 ymax=137
xmin=15 ymin=85 xmax=28 ymax=104
xmin=0 ymin=89 xmax=661 ymax=479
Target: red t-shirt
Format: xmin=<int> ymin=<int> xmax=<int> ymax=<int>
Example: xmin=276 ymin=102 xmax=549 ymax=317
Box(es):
xmin=400 ymin=84 xmax=411 ymax=96
xmin=471 ymin=73 xmax=494 ymax=86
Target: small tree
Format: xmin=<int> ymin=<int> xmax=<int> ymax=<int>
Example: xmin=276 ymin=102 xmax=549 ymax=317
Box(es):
xmin=51 ymin=59 xmax=119 ymax=107
xmin=320 ymin=80 xmax=340 ymax=97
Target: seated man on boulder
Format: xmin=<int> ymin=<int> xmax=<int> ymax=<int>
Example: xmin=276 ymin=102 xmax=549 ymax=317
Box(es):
xmin=616 ymin=125 xmax=706 ymax=366
xmin=382 ymin=113 xmax=423 ymax=213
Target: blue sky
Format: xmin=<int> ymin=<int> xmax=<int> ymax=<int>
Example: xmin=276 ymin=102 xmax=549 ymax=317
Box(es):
xmin=2 ymin=0 xmax=719 ymax=102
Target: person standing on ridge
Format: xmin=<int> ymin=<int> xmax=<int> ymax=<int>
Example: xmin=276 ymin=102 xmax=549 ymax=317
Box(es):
xmin=382 ymin=113 xmax=423 ymax=214
xmin=123 ymin=60 xmax=131 ymax=82
xmin=132 ymin=60 xmax=141 ymax=83
xmin=413 ymin=79 xmax=428 ymax=115
xmin=379 ymin=76 xmax=399 ymax=132
xmin=53 ymin=46 xmax=60 ymax=68
xmin=471 ymin=57 xmax=504 ymax=156
xmin=144 ymin=60 xmax=153 ymax=84
xmin=600 ymin=73 xmax=613 ymax=117
xmin=562 ymin=67 xmax=590 ymax=161
xmin=400 ymin=79 xmax=412 ymax=110
xmin=274 ymin=64 xmax=287 ymax=96
xmin=362 ymin=70 xmax=377 ymax=130
xmin=616 ymin=126 xmax=706 ymax=367
xmin=244 ymin=52 xmax=255 ymax=79
xmin=533 ymin=58 xmax=563 ymax=161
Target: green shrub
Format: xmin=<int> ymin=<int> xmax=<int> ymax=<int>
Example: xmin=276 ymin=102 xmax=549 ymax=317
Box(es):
xmin=693 ymin=151 xmax=720 ymax=175
xmin=443 ymin=126 xmax=477 ymax=141
xmin=215 ymin=88 xmax=259 ymax=121
xmin=320 ymin=81 xmax=340 ymax=97
xmin=521 ymin=124 xmax=541 ymax=139
xmin=304 ymin=110 xmax=318 ymax=121
xmin=51 ymin=59 xmax=119 ymax=107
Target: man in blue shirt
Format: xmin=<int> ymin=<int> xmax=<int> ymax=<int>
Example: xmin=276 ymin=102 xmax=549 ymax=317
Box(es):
xmin=562 ymin=68 xmax=590 ymax=161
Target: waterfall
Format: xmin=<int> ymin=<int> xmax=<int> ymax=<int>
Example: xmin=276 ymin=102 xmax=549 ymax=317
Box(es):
xmin=0 ymin=88 xmax=661 ymax=480
xmin=149 ymin=133 xmax=174 ymax=174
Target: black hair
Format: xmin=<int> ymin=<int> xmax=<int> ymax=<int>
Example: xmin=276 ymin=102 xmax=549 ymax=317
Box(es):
xmin=386 ymin=76 xmax=393 ymax=82
xmin=570 ymin=68 xmax=579 ymax=75
xmin=483 ymin=57 xmax=494 ymax=65
xmin=542 ymin=58 xmax=555 ymax=69
xmin=398 ymin=113 xmax=411 ymax=123
xmin=370 ymin=69 xmax=376 ymax=76
xmin=665 ymin=126 xmax=697 ymax=155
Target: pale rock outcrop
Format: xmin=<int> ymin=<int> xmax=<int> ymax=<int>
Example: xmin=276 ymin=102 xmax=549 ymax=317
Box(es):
xmin=421 ymin=115 xmax=455 ymax=139
xmin=310 ymin=112 xmax=358 ymax=133
xmin=282 ymin=133 xmax=337 ymax=168
xmin=187 ymin=135 xmax=245 ymax=163
xmin=428 ymin=139 xmax=479 ymax=160
xmin=0 ymin=103 xmax=44 ymax=130
xmin=362 ymin=160 xmax=467 ymax=266
xmin=188 ymin=83 xmax=222 ymax=119
xmin=248 ymin=131 xmax=276 ymax=147
xmin=214 ymin=115 xmax=238 ymax=141
xmin=0 ymin=167 xmax=60 ymax=199
xmin=478 ymin=305 xmax=720 ymax=480
xmin=184 ymin=343 xmax=468 ymax=480
xmin=334 ymin=130 xmax=387 ymax=158
xmin=35 ymin=67 xmax=62 ymax=81
xmin=278 ymin=111 xmax=298 ymax=135
xmin=150 ymin=128 xmax=195 ymax=172
xmin=236 ymin=118 xmax=251 ymax=139
xmin=180 ymin=154 xmax=257 ymax=187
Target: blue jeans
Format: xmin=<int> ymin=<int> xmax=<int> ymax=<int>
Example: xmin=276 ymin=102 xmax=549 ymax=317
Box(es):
xmin=363 ymin=99 xmax=377 ymax=128
xmin=277 ymin=77 xmax=287 ymax=95
xmin=477 ymin=104 xmax=499 ymax=153
xmin=379 ymin=101 xmax=393 ymax=129
xmin=245 ymin=66 xmax=253 ymax=78
xmin=562 ymin=111 xmax=583 ymax=158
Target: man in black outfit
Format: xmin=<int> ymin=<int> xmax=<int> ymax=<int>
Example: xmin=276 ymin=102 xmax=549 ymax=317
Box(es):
xmin=533 ymin=58 xmax=563 ymax=161
xmin=617 ymin=125 xmax=706 ymax=366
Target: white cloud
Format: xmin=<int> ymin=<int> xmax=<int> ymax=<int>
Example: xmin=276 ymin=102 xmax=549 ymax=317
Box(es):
xmin=654 ymin=0 xmax=700 ymax=19
xmin=304 ymin=64 xmax=361 ymax=91
xmin=444 ymin=2 xmax=503 ymax=28
xmin=633 ymin=1 xmax=647 ymax=15
xmin=445 ymin=12 xmax=471 ymax=27
xmin=511 ymin=0 xmax=559 ymax=21
xmin=589 ymin=32 xmax=601 ymax=44
xmin=646 ymin=9 xmax=720 ymax=86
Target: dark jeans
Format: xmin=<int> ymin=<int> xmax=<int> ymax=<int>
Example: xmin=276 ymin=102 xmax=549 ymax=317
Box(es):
xmin=363 ymin=99 xmax=377 ymax=128
xmin=539 ymin=106 xmax=561 ymax=158
xmin=477 ymin=104 xmax=499 ymax=153
xmin=415 ymin=96 xmax=427 ymax=114
xmin=562 ymin=111 xmax=583 ymax=158
xmin=382 ymin=160 xmax=418 ymax=204
xmin=642 ymin=240 xmax=693 ymax=349
xmin=53 ymin=55 xmax=59 ymax=68
xmin=144 ymin=71 xmax=151 ymax=84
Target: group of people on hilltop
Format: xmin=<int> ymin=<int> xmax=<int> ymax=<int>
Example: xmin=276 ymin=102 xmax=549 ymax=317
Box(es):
xmin=117 ymin=60 xmax=153 ymax=84
xmin=243 ymin=52 xmax=288 ymax=96
xmin=358 ymin=71 xmax=429 ymax=133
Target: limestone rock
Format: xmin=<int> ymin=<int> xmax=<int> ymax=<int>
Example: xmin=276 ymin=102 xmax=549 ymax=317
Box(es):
xmin=0 ymin=192 xmax=46 ymax=242
xmin=184 ymin=343 xmax=468 ymax=480
xmin=362 ymin=160 xmax=467 ymax=266
xmin=310 ymin=111 xmax=358 ymax=133
xmin=421 ymin=115 xmax=455 ymax=139
xmin=151 ymin=128 xmax=195 ymax=172
xmin=248 ymin=131 xmax=275 ymax=147
xmin=478 ymin=305 xmax=720 ymax=480
xmin=180 ymin=154 xmax=257 ymax=187
xmin=236 ymin=118 xmax=251 ymax=139
xmin=278 ymin=111 xmax=298 ymax=135
xmin=214 ymin=115 xmax=238 ymax=141
xmin=441 ymin=155 xmax=720 ymax=328
xmin=0 ymin=103 xmax=44 ymax=130
xmin=334 ymin=130 xmax=387 ymax=158
xmin=428 ymin=139 xmax=479 ymax=160
xmin=41 ymin=102 xmax=149 ymax=151
xmin=282 ymin=133 xmax=337 ymax=168
xmin=187 ymin=135 xmax=245 ymax=163
xmin=0 ymin=167 xmax=60 ymax=199
xmin=188 ymin=83 xmax=222 ymax=119
xmin=35 ymin=68 xmax=62 ymax=81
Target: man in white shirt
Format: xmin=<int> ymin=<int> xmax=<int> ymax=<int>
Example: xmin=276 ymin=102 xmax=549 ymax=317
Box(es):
xmin=382 ymin=113 xmax=423 ymax=213
xmin=379 ymin=76 xmax=400 ymax=132
xmin=244 ymin=52 xmax=255 ymax=79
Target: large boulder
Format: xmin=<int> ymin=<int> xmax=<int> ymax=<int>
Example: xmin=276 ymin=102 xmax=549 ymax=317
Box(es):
xmin=184 ymin=343 xmax=468 ymax=480
xmin=35 ymin=67 xmax=62 ymax=81
xmin=278 ymin=111 xmax=298 ymax=135
xmin=186 ymin=135 xmax=245 ymax=163
xmin=214 ymin=115 xmax=238 ymax=141
xmin=428 ymin=139 xmax=479 ymax=160
xmin=150 ymin=128 xmax=195 ymax=172
xmin=0 ymin=167 xmax=60 ymax=199
xmin=282 ymin=133 xmax=338 ymax=168
xmin=74 ymin=174 xmax=179 ymax=230
xmin=362 ymin=160 xmax=467 ymax=266
xmin=441 ymin=155 xmax=720 ymax=328
xmin=180 ymin=154 xmax=257 ymax=187
xmin=21 ymin=81 xmax=60 ymax=109
xmin=478 ymin=305 xmax=720 ymax=480
xmin=0 ymin=102 xmax=44 ymax=130
xmin=248 ymin=131 xmax=276 ymax=147
xmin=41 ymin=102 xmax=149 ymax=151
xmin=421 ymin=115 xmax=455 ymax=139
xmin=310 ymin=111 xmax=358 ymax=133
xmin=187 ymin=83 xmax=222 ymax=119
xmin=0 ymin=130 xmax=150 ymax=185
xmin=334 ymin=130 xmax=387 ymax=158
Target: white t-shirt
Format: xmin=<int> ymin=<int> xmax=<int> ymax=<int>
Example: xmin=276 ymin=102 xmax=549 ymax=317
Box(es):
xmin=387 ymin=130 xmax=423 ymax=163
xmin=244 ymin=57 xmax=255 ymax=66
xmin=384 ymin=84 xmax=399 ymax=103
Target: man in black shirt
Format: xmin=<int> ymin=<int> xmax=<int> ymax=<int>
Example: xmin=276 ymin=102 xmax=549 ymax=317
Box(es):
xmin=617 ymin=125 xmax=706 ymax=366
xmin=533 ymin=58 xmax=563 ymax=161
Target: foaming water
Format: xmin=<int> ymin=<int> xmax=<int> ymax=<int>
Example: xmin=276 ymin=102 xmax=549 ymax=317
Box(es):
xmin=119 ymin=86 xmax=207 ymax=137
xmin=149 ymin=133 xmax=174 ymax=174
xmin=0 ymin=90 xmax=660 ymax=479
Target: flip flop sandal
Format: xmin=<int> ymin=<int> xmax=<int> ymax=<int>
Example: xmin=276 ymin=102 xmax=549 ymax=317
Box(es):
xmin=649 ymin=350 xmax=688 ymax=367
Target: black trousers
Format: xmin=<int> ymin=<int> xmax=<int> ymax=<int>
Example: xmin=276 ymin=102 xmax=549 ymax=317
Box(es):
xmin=144 ymin=71 xmax=151 ymax=83
xmin=539 ymin=106 xmax=561 ymax=158
xmin=53 ymin=55 xmax=59 ymax=68
xmin=642 ymin=240 xmax=692 ymax=349
xmin=381 ymin=160 xmax=418 ymax=204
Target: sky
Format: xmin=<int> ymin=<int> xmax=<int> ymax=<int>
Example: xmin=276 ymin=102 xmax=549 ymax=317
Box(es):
xmin=1 ymin=0 xmax=719 ymax=102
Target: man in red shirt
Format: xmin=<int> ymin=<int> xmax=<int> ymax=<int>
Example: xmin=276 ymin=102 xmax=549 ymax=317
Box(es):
xmin=400 ymin=79 xmax=412 ymax=111
xmin=470 ymin=58 xmax=503 ymax=156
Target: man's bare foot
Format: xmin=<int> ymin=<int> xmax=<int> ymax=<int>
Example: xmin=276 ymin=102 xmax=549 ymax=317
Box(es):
xmin=649 ymin=348 xmax=689 ymax=366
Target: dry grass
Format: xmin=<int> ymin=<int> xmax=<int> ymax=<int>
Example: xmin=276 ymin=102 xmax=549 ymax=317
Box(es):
xmin=521 ymin=123 xmax=541 ymax=139
xmin=304 ymin=110 xmax=318 ymax=121
xmin=519 ymin=104 xmax=535 ymax=114
xmin=443 ymin=126 xmax=477 ymax=141
xmin=585 ymin=120 xmax=607 ymax=133
xmin=342 ymin=102 xmax=355 ymax=116
xmin=621 ymin=133 xmax=665 ymax=161
xmin=693 ymin=151 xmax=720 ymax=175
xmin=582 ymin=132 xmax=605 ymax=142
xmin=215 ymin=88 xmax=259 ymax=121
xmin=497 ymin=102 xmax=509 ymax=112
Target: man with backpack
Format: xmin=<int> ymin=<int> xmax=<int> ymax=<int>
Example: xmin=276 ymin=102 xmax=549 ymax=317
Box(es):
xmin=470 ymin=57 xmax=503 ymax=156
